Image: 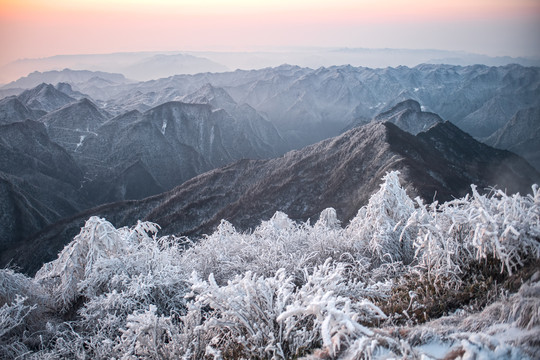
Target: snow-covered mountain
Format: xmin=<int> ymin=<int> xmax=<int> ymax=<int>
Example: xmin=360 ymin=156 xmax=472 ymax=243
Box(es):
xmin=4 ymin=64 xmax=536 ymax=150
xmin=41 ymin=63 xmax=535 ymax=149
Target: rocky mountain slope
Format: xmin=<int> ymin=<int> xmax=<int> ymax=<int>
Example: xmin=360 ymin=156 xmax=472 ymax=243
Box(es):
xmin=39 ymin=98 xmax=110 ymax=152
xmin=0 ymin=97 xmax=41 ymax=125
xmin=372 ymin=99 xmax=443 ymax=134
xmin=0 ymin=120 xmax=85 ymax=253
xmin=6 ymin=120 xmax=538 ymax=275
xmin=181 ymin=84 xmax=288 ymax=153
xmin=17 ymin=83 xmax=76 ymax=112
xmin=485 ymin=106 xmax=540 ymax=170
xmin=75 ymin=100 xmax=286 ymax=205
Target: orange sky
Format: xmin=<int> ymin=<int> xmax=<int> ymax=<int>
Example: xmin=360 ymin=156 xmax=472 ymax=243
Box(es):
xmin=1 ymin=0 xmax=539 ymax=65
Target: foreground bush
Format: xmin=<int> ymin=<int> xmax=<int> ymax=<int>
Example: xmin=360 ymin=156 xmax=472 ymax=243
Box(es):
xmin=1 ymin=172 xmax=539 ymax=359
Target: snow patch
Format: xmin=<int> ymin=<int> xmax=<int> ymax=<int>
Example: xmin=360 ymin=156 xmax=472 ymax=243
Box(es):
xmin=75 ymin=135 xmax=86 ymax=150
xmin=416 ymin=341 xmax=454 ymax=359
xmin=161 ymin=118 xmax=167 ymax=134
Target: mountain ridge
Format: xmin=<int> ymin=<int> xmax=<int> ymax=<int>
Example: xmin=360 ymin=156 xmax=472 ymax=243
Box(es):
xmin=5 ymin=119 xmax=538 ymax=275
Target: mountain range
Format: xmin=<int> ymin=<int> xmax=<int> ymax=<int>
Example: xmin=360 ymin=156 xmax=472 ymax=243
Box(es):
xmin=0 ymin=64 xmax=539 ymax=274
xmin=3 ymin=116 xmax=538 ymax=275
xmin=0 ymin=82 xmax=289 ymax=256
xmin=4 ymin=63 xmax=535 ymax=162
xmin=2 ymin=49 xmax=539 ymax=84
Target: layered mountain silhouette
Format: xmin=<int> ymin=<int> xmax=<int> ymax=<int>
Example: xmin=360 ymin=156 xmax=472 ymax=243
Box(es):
xmin=68 ymin=63 xmax=537 ymax=148
xmin=3 ymin=64 xmax=537 ymax=152
xmin=5 ymin=119 xmax=538 ymax=275
xmin=123 ymin=53 xmax=228 ymax=81
xmin=1 ymin=69 xmax=129 ymax=89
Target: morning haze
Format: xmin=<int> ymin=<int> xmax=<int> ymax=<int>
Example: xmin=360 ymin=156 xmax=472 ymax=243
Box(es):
xmin=0 ymin=0 xmax=539 ymax=74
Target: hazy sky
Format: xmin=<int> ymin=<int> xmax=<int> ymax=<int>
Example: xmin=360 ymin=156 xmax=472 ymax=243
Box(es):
xmin=1 ymin=0 xmax=539 ymax=66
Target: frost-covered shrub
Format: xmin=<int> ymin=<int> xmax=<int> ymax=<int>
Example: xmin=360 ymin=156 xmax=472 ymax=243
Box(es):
xmin=407 ymin=184 xmax=540 ymax=290
xmin=34 ymin=217 xmax=186 ymax=314
xmin=0 ymin=295 xmax=36 ymax=357
xmin=185 ymin=260 xmax=386 ymax=359
xmin=2 ymin=172 xmax=539 ymax=359
xmin=277 ymin=261 xmax=387 ymax=358
xmin=181 ymin=210 xmax=359 ymax=285
xmin=115 ymin=304 xmax=184 ymax=359
xmin=347 ymin=171 xmax=416 ymax=266
xmin=188 ymin=269 xmax=295 ymax=358
xmin=35 ymin=217 xmax=136 ymax=310
xmin=0 ymin=269 xmax=54 ymax=358
xmin=467 ymin=185 xmax=540 ymax=274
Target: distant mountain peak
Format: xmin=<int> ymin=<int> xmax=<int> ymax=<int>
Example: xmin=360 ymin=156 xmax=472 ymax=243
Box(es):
xmin=17 ymin=82 xmax=76 ymax=112
xmin=374 ymin=99 xmax=442 ymax=135
xmin=55 ymin=82 xmax=73 ymax=92
xmin=375 ymin=99 xmax=422 ymax=119
xmin=2 ymin=69 xmax=129 ymax=90
xmin=39 ymin=97 xmax=110 ymax=151
xmin=0 ymin=96 xmax=38 ymax=124
xmin=182 ymin=84 xmax=237 ymax=111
